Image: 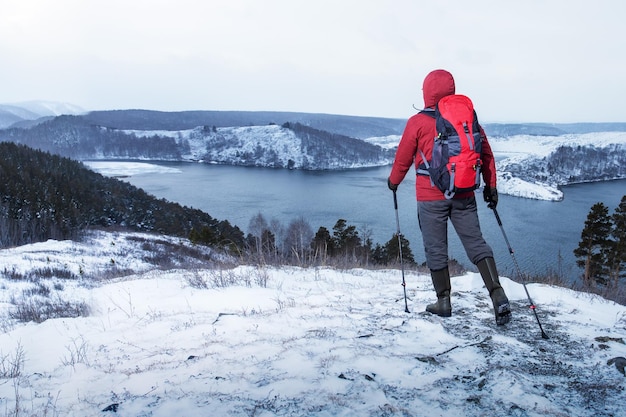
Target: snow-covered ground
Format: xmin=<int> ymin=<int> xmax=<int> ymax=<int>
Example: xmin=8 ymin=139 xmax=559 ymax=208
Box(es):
xmin=490 ymin=131 xmax=626 ymax=158
xmin=1 ymin=231 xmax=625 ymax=416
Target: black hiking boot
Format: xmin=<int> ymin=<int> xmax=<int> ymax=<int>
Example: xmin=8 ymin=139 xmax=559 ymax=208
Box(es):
xmin=426 ymin=268 xmax=452 ymax=317
xmin=490 ymin=288 xmax=511 ymax=325
xmin=477 ymin=257 xmax=511 ymax=325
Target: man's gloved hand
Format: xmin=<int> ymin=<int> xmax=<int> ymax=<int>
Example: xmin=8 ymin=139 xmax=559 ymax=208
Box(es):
xmin=483 ymin=186 xmax=498 ymax=209
xmin=387 ymin=177 xmax=398 ymax=191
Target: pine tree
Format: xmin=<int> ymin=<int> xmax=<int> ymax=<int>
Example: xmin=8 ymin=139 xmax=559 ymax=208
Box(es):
xmin=574 ymin=202 xmax=612 ymax=286
xmin=608 ymin=195 xmax=626 ymax=286
xmin=311 ymin=226 xmax=333 ymax=263
xmin=383 ymin=233 xmax=415 ymax=265
xmin=331 ymin=219 xmax=361 ymax=259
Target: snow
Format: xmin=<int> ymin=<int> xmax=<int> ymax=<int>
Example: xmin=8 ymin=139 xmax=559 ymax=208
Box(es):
xmin=1 ymin=231 xmax=625 ymax=416
xmin=490 ymin=131 xmax=626 ymax=158
xmin=123 ymin=125 xmax=302 ymax=164
xmin=495 ymin=172 xmax=563 ymax=201
xmin=362 ymin=134 xmax=402 ymax=150
xmin=120 ymin=124 xmax=388 ymax=169
xmin=83 ymin=161 xmax=182 ymax=177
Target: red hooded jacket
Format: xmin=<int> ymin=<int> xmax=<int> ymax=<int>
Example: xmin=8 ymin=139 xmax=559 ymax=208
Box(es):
xmin=389 ymin=69 xmax=497 ymax=201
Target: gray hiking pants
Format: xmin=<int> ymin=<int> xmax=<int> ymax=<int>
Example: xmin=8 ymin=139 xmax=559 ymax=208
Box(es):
xmin=417 ymin=197 xmax=493 ymax=271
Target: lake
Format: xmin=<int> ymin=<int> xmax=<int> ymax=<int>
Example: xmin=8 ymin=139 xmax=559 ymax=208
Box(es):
xmin=107 ymin=161 xmax=625 ymax=281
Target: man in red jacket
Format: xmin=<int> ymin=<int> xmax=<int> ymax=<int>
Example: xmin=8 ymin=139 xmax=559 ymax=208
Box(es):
xmin=387 ymin=69 xmax=511 ymax=325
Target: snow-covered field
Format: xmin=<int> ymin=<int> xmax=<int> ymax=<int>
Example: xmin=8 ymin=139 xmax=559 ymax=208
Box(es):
xmin=1 ymin=231 xmax=625 ymax=416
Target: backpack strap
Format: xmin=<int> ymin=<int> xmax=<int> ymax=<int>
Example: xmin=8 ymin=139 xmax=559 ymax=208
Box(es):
xmin=416 ymin=108 xmax=436 ymax=171
xmin=416 ymin=109 xmax=436 ymax=185
xmin=417 ymin=150 xmax=432 ymax=178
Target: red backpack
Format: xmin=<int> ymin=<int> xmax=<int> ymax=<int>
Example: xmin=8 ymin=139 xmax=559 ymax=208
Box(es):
xmin=417 ymin=94 xmax=484 ymax=199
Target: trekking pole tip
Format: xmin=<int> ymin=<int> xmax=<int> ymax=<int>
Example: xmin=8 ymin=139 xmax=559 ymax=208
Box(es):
xmin=541 ymin=331 xmax=549 ymax=339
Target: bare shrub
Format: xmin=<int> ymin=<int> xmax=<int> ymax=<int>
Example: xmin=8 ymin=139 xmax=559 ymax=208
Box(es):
xmin=0 ymin=343 xmax=25 ymax=379
xmin=28 ymin=267 xmax=77 ymax=280
xmin=2 ymin=267 xmax=25 ymax=280
xmin=9 ymin=296 xmax=91 ymax=323
xmin=255 ymin=267 xmax=270 ymax=288
xmin=187 ymin=266 xmax=270 ymax=290
xmin=187 ymin=271 xmax=209 ymax=289
xmin=23 ymin=282 xmax=51 ymax=298
xmin=129 ymin=235 xmax=215 ymax=270
xmin=94 ymin=267 xmax=137 ymax=281
xmin=61 ymin=336 xmax=90 ymax=369
xmin=209 ymin=269 xmax=240 ymax=288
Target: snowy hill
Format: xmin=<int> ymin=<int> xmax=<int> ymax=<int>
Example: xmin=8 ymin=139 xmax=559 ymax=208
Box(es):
xmin=0 ymin=231 xmax=625 ymax=416
xmin=125 ymin=123 xmax=393 ymax=169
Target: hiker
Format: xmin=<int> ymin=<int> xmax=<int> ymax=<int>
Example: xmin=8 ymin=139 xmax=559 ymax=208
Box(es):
xmin=387 ymin=69 xmax=511 ymax=325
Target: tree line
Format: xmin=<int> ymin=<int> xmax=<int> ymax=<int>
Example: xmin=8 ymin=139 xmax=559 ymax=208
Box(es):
xmin=508 ymin=144 xmax=626 ymax=185
xmin=574 ymin=195 xmax=626 ymax=287
xmin=220 ymin=212 xmax=416 ymax=268
xmin=0 ymin=116 xmax=184 ymax=160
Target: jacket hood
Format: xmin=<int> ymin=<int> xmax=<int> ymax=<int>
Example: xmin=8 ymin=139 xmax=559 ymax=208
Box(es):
xmin=422 ymin=69 xmax=455 ymax=108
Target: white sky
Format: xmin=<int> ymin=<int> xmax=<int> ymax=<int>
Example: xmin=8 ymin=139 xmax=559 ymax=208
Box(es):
xmin=1 ymin=0 xmax=625 ymax=123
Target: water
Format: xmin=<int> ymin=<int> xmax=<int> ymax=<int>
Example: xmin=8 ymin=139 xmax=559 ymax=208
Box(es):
xmin=118 ymin=162 xmax=625 ymax=280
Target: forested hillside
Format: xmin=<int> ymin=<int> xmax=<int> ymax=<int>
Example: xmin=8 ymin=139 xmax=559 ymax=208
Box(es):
xmin=0 ymin=116 xmax=394 ymax=170
xmin=0 ymin=115 xmax=185 ymax=160
xmin=0 ymin=142 xmax=244 ymax=250
xmin=500 ymin=143 xmax=626 ymax=185
xmin=195 ymin=122 xmax=391 ymax=169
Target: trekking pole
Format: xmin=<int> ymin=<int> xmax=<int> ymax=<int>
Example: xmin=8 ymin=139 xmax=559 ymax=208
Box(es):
xmin=393 ymin=190 xmax=411 ymax=313
xmin=491 ymin=207 xmax=549 ymax=339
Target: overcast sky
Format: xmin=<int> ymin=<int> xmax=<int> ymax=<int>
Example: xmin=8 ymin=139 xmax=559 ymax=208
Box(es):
xmin=1 ymin=0 xmax=625 ymax=123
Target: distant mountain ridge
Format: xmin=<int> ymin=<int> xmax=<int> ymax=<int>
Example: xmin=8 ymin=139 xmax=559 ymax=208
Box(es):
xmin=0 ymin=101 xmax=85 ymax=128
xmin=3 ymin=102 xmax=626 ymax=136
xmin=77 ymin=109 xmax=626 ymax=137
xmin=484 ymin=122 xmax=626 ymax=137
xmin=81 ymin=109 xmax=406 ymax=139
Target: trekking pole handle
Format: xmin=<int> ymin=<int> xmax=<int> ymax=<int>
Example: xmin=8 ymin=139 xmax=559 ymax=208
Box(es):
xmin=393 ymin=189 xmax=399 ymax=210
